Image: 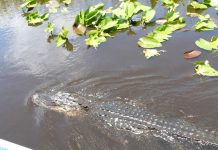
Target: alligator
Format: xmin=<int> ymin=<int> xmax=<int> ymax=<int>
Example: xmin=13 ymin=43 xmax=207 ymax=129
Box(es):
xmin=30 ymin=84 xmax=218 ymax=147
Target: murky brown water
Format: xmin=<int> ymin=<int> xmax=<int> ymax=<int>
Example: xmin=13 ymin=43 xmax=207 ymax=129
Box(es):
xmin=0 ymin=0 xmax=218 ymax=149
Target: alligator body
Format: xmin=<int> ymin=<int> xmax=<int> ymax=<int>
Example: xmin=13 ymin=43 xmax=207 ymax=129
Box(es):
xmin=31 ymin=89 xmax=218 ymax=147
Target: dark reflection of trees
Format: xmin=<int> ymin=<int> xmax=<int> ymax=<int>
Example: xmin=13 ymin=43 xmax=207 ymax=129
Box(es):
xmin=48 ymin=34 xmax=73 ymax=51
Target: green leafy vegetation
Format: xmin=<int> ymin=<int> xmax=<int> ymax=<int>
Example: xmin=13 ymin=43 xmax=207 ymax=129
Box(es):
xmin=195 ymin=14 xmax=217 ymax=31
xmin=73 ymin=1 xmax=156 ymax=47
xmin=20 ymin=0 xmax=218 ymax=77
xmin=20 ymin=0 xmax=37 ymax=9
xmin=190 ymin=1 xmax=208 ymax=9
xmin=194 ymin=60 xmax=218 ymax=76
xmin=44 ymin=22 xmax=54 ymax=33
xmin=161 ymin=0 xmax=178 ymax=11
xmin=74 ymin=3 xmax=106 ymax=27
xmin=195 ymin=36 xmax=218 ymax=51
xmin=55 ymin=27 xmax=69 ymax=47
xmin=25 ymin=11 xmax=49 ymax=25
xmin=112 ymin=0 xmax=152 ymax=21
xmin=189 ymin=0 xmax=218 ymax=10
xmin=63 ymin=0 xmax=71 ymax=5
xmin=138 ymin=11 xmax=185 ymax=49
xmin=21 ymin=0 xmax=73 ymax=47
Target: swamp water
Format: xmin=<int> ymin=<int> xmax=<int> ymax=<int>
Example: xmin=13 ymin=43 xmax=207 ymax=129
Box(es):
xmin=0 ymin=0 xmax=218 ymax=149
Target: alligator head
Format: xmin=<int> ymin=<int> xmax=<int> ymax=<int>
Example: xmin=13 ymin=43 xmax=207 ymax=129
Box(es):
xmin=31 ymin=84 xmax=89 ymax=116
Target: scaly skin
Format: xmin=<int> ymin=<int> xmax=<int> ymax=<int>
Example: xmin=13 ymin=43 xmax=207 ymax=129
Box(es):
xmin=31 ymin=90 xmax=218 ymax=146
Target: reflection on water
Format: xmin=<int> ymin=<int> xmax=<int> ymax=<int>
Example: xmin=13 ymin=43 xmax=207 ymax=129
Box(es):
xmin=0 ymin=0 xmax=218 ymax=150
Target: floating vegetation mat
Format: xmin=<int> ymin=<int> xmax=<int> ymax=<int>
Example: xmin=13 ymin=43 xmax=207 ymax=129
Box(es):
xmin=20 ymin=0 xmax=218 ymax=76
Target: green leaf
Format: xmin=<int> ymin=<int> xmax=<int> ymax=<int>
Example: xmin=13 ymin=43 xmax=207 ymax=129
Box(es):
xmin=74 ymin=3 xmax=105 ymax=27
xmin=190 ymin=1 xmax=208 ymax=9
xmin=148 ymin=32 xmax=171 ymax=42
xmin=134 ymin=2 xmax=150 ymax=13
xmin=211 ymin=36 xmax=218 ymax=49
xmin=25 ymin=12 xmax=49 ymax=25
xmin=112 ymin=0 xmax=150 ymax=20
xmin=195 ymin=14 xmax=217 ymax=31
xmin=161 ymin=0 xmax=179 ymax=11
xmin=195 ymin=37 xmax=218 ymax=51
xmin=55 ymin=37 xmax=67 ymax=47
xmin=195 ymin=38 xmax=212 ymax=51
xmin=117 ymin=20 xmax=130 ymax=29
xmin=166 ymin=11 xmax=180 ymax=22
xmin=20 ymin=0 xmax=37 ymax=9
xmin=126 ymin=2 xmax=135 ymax=19
xmin=194 ymin=60 xmax=218 ymax=76
xmin=44 ymin=22 xmax=54 ymax=33
xmin=63 ymin=0 xmax=71 ymax=5
xmin=142 ymin=9 xmax=156 ymax=23
xmin=138 ymin=37 xmax=162 ymax=49
xmin=55 ymin=27 xmax=69 ymax=47
xmin=85 ymin=30 xmax=107 ymax=48
xmin=138 ymin=10 xmax=185 ymax=50
xmin=97 ymin=17 xmax=118 ymax=31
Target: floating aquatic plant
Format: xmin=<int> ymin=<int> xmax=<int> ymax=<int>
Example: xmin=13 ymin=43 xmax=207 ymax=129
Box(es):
xmin=20 ymin=0 xmax=37 ymax=9
xmin=55 ymin=27 xmax=69 ymax=47
xmin=44 ymin=22 xmax=54 ymax=33
xmin=195 ymin=36 xmax=218 ymax=51
xmin=74 ymin=1 xmax=156 ymax=47
xmin=73 ymin=3 xmax=106 ymax=27
xmin=194 ymin=60 xmax=218 ymax=76
xmin=189 ymin=0 xmax=218 ymax=10
xmin=24 ymin=11 xmax=49 ymax=25
xmin=161 ymin=0 xmax=178 ymax=11
xmin=138 ymin=11 xmax=186 ymax=49
xmin=195 ymin=14 xmax=217 ymax=31
xmin=190 ymin=0 xmax=208 ymax=9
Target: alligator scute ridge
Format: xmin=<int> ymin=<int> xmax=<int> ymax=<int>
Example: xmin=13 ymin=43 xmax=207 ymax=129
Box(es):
xmin=31 ymin=91 xmax=218 ymax=146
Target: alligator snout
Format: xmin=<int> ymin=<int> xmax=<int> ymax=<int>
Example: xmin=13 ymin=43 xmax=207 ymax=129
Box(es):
xmin=31 ymin=90 xmax=84 ymax=115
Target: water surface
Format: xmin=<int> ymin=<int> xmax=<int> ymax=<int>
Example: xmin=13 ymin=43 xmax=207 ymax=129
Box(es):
xmin=0 ymin=0 xmax=218 ymax=149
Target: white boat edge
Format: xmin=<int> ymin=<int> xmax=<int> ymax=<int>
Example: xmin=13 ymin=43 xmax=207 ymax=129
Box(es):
xmin=0 ymin=139 xmax=32 ymax=150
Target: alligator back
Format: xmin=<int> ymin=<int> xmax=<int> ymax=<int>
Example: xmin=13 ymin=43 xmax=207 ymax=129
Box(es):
xmin=95 ymin=101 xmax=218 ymax=146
